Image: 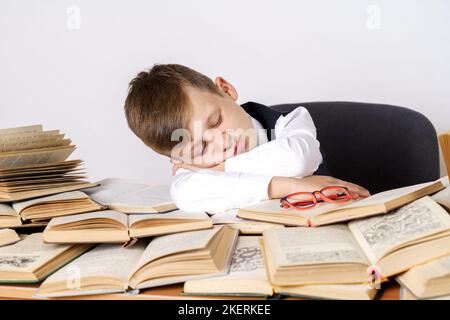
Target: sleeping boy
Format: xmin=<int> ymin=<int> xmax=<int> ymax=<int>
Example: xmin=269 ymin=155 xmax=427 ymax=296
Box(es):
xmin=124 ymin=64 xmax=370 ymax=213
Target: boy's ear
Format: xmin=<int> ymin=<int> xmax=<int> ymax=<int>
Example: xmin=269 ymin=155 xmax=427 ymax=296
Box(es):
xmin=214 ymin=76 xmax=238 ymax=101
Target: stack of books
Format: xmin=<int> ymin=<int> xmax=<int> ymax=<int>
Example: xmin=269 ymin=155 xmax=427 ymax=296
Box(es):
xmin=0 ymin=125 xmax=97 ymax=202
xmin=0 ymin=226 xmax=239 ymax=293
xmin=0 ymin=124 xmax=449 ymax=300
xmin=0 ymin=176 xmax=449 ymax=300
xmin=182 ymin=181 xmax=450 ymax=300
xmin=42 ymin=178 xmax=213 ymax=243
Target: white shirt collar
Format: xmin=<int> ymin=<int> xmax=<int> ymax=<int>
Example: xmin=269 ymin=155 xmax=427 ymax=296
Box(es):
xmin=250 ymin=116 xmax=269 ymax=146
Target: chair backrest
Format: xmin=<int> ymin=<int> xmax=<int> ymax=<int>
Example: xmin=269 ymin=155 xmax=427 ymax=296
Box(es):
xmin=270 ymin=101 xmax=440 ymax=194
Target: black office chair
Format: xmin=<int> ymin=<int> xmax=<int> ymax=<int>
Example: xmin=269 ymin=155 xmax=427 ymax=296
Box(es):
xmin=270 ymin=101 xmax=440 ymax=194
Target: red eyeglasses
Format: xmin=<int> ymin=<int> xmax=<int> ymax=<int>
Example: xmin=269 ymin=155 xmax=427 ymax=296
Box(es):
xmin=280 ymin=186 xmax=352 ymax=211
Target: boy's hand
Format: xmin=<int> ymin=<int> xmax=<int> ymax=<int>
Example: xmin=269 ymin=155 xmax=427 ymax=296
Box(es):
xmin=268 ymin=175 xmax=371 ymax=199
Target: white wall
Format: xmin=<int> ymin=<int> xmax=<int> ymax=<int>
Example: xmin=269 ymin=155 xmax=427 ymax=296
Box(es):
xmin=1 ymin=0 xmax=449 ymax=184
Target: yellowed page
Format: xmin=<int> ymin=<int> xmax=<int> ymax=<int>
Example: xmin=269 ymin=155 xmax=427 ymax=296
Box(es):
xmin=0 ymin=203 xmax=19 ymax=217
xmin=431 ymin=185 xmax=450 ymax=210
xmin=0 ymin=146 xmax=75 ymax=170
xmin=128 ymin=209 xmax=209 ymax=226
xmin=184 ymin=236 xmax=269 ymax=288
xmin=0 ymin=233 xmax=72 ymax=273
xmin=12 ymin=191 xmax=89 ymax=213
xmin=398 ymin=255 xmax=450 ymax=287
xmin=263 ymin=226 xmax=369 ymax=268
xmin=0 ymin=134 xmax=67 ymax=153
xmin=239 ymin=198 xmax=347 ymax=217
xmin=0 ymin=125 xmax=42 ymax=137
xmin=0 ymin=229 xmax=21 ymax=247
xmin=40 ymin=242 xmax=147 ymax=288
xmin=211 ymin=209 xmax=284 ymax=234
xmin=86 ymin=178 xmax=174 ymax=213
xmin=338 ymin=181 xmax=441 ymax=210
xmin=47 ymin=210 xmax=127 ymax=229
xmin=129 ymin=226 xmax=223 ymax=277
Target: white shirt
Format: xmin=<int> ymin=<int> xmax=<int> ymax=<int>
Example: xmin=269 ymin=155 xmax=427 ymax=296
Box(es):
xmin=170 ymin=106 xmax=323 ymax=214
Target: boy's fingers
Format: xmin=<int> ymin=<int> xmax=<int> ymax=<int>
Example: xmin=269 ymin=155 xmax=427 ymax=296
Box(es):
xmin=350 ymin=192 xmax=360 ymax=199
xmin=338 ymin=180 xmax=370 ymax=197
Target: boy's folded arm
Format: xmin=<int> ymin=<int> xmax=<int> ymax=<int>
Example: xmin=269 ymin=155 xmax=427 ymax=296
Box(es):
xmin=170 ymin=168 xmax=273 ymax=214
xmin=225 ymin=106 xmax=323 ymax=177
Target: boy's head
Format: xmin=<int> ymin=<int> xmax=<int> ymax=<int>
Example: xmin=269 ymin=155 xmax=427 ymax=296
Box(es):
xmin=124 ymin=64 xmax=258 ymax=168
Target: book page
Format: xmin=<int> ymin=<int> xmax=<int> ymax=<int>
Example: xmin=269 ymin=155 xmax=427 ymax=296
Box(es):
xmin=130 ymin=226 xmax=222 ymax=276
xmin=0 ymin=159 xmax=81 ymax=174
xmin=86 ymin=178 xmax=173 ymax=210
xmin=0 ymin=203 xmax=19 ymax=217
xmin=0 ymin=125 xmax=42 ymax=137
xmin=240 ymin=198 xmax=347 ymax=217
xmin=210 ymin=209 xmax=245 ymax=224
xmin=12 ymin=191 xmax=89 ymax=213
xmin=438 ymin=255 xmax=450 ymax=271
xmin=348 ymin=196 xmax=450 ymax=263
xmin=211 ymin=209 xmax=284 ymax=233
xmin=397 ymin=254 xmax=450 ymax=295
xmin=0 ymin=233 xmax=71 ymax=272
xmin=47 ymin=210 xmax=127 ymax=228
xmin=41 ymin=242 xmax=147 ymax=286
xmin=0 ymin=135 xmax=67 ymax=153
xmin=416 ymin=255 xmax=450 ymax=278
xmin=0 ymin=229 xmax=20 ymax=247
xmin=184 ymin=236 xmax=268 ymax=294
xmin=128 ymin=209 xmax=209 ymax=226
xmin=216 ymin=236 xmax=266 ymax=279
xmin=339 ymin=181 xmax=440 ymax=210
xmin=264 ymin=225 xmax=369 ymax=267
xmin=431 ymin=186 xmax=450 ymax=210
xmin=0 ymin=146 xmax=75 ymax=170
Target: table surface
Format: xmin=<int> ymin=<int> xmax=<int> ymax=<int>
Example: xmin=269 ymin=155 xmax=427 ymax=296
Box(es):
xmin=0 ymin=281 xmax=401 ymax=300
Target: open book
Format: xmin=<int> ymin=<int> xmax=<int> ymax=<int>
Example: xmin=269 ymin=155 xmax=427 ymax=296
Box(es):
xmin=1 ymin=203 xmax=49 ymax=228
xmin=262 ymin=196 xmax=450 ymax=286
xmin=0 ymin=229 xmax=20 ymax=247
xmin=43 ymin=209 xmax=213 ymax=243
xmin=238 ymin=179 xmax=445 ymax=226
xmin=183 ymin=236 xmax=377 ymax=300
xmin=0 ymin=233 xmax=92 ymax=283
xmin=184 ymin=236 xmax=273 ymax=297
xmin=0 ymin=191 xmax=104 ymax=228
xmin=396 ymin=254 xmax=450 ymax=299
xmin=209 ymin=209 xmax=284 ymax=234
xmin=36 ymin=226 xmax=239 ymax=297
xmin=85 ymin=178 xmax=176 ymax=213
xmin=0 ymin=124 xmax=97 ymax=202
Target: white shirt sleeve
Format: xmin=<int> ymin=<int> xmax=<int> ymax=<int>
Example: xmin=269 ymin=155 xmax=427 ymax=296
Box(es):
xmin=224 ymin=106 xmax=323 ymax=177
xmin=170 ymin=167 xmax=273 ymax=214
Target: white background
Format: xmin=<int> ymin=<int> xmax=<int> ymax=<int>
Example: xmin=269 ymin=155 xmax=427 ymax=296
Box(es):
xmin=1 ymin=0 xmax=449 ymax=184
